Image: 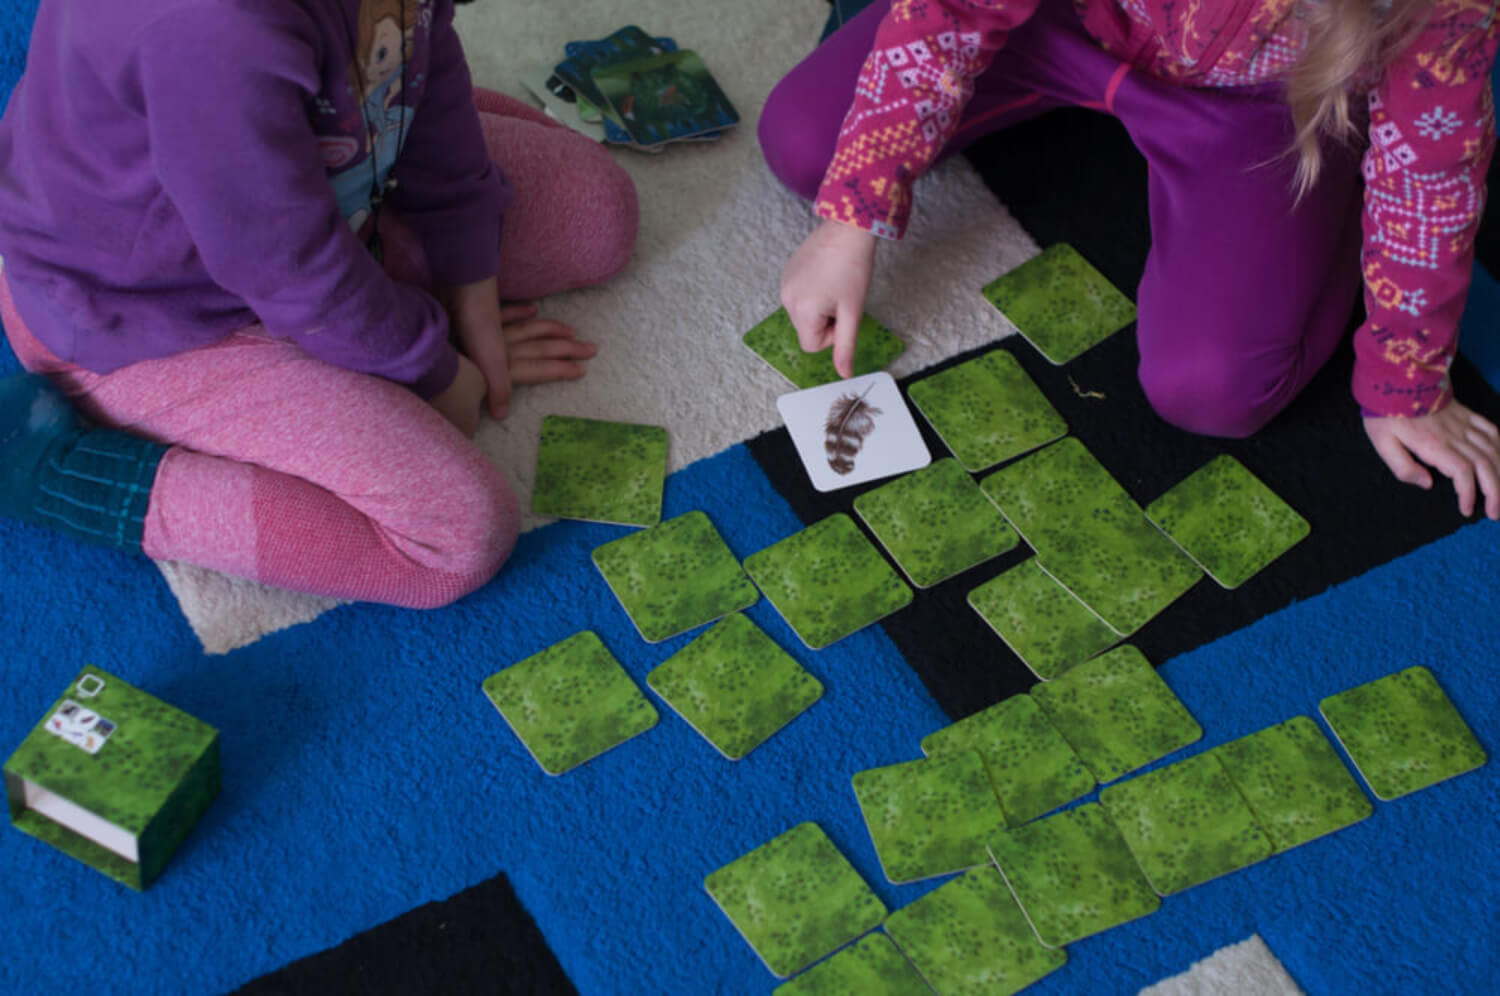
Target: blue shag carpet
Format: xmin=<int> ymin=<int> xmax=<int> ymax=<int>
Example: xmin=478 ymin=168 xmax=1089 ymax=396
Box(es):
xmin=1 ymin=2 xmax=1497 ymax=993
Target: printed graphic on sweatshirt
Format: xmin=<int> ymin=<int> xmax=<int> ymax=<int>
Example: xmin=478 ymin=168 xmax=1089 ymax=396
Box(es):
xmin=326 ymin=0 xmax=428 ymax=230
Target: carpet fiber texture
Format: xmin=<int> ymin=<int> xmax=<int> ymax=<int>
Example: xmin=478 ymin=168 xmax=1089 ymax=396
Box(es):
xmin=0 ymin=2 xmax=1496 ymax=995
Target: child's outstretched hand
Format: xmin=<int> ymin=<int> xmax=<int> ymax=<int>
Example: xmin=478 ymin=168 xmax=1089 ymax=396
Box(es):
xmin=781 ymin=218 xmax=878 ymax=378
xmin=498 ymin=302 xmax=596 ymax=402
xmin=1365 ymin=401 xmax=1500 ymax=520
xmin=442 ymin=280 xmax=595 ymax=421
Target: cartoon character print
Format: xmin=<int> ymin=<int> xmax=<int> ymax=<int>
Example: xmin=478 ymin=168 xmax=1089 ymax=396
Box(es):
xmin=328 ymin=0 xmax=423 ymax=231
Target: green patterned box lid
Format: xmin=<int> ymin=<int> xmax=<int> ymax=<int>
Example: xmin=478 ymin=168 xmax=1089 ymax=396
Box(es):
xmin=5 ymin=666 xmax=219 ymax=837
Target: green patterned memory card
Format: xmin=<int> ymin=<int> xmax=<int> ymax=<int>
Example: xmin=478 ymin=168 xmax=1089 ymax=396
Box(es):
xmin=532 ymin=415 xmax=668 ymax=526
xmin=743 ymin=307 xmax=905 ymax=389
xmin=773 ymin=932 xmax=929 ymax=996
xmin=853 ymin=458 xmax=1018 ymax=588
xmin=988 ymin=803 xmax=1160 ymax=948
xmin=980 ymin=437 xmax=1202 ymax=635
xmin=967 ymin=558 xmax=1119 ymax=681
xmin=922 ymin=694 xmax=1095 ymax=828
xmin=1030 ymin=646 xmax=1202 ymax=784
xmin=482 ymin=631 xmax=658 ymax=776
xmin=980 ymin=244 xmax=1136 ymax=365
xmin=884 ymin=866 xmax=1067 ymax=996
xmin=647 ymin=613 xmax=822 ymax=760
xmin=906 ymin=350 xmax=1068 ymax=471
xmin=592 ymin=510 xmax=759 ymax=643
xmin=1146 ymin=455 xmax=1310 ymax=589
xmin=1212 ymin=716 xmax=1372 ymax=853
xmin=705 ymin=822 xmax=888 ymax=978
xmin=1100 ymin=752 xmax=1274 ymax=895
xmin=1319 ymin=666 xmax=1487 ymax=801
xmin=852 ymin=751 xmax=1007 ymax=884
xmin=743 ymin=513 xmax=914 ymax=650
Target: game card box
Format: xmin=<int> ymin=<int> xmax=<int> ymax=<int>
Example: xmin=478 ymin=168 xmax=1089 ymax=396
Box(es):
xmin=4 ymin=667 xmax=220 ymax=890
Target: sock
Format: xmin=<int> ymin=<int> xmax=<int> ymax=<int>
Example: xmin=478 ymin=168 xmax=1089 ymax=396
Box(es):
xmin=0 ymin=373 xmax=167 ymax=552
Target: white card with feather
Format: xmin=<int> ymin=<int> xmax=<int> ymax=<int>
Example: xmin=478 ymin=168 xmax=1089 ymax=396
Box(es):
xmin=776 ymin=372 xmax=931 ymax=493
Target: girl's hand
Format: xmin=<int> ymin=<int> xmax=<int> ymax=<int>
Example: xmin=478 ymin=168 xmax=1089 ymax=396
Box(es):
xmin=500 ymin=304 xmax=595 ymax=390
xmin=1364 ymin=402 xmax=1500 ymax=520
xmin=780 ymin=218 xmax=878 ymax=378
xmin=441 ymin=279 xmax=512 ymax=418
xmin=441 ymin=279 xmax=596 ymax=420
xmin=429 ymin=353 xmax=486 ymax=437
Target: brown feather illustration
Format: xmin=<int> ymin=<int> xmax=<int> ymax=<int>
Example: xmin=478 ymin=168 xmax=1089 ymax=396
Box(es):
xmin=824 ymin=388 xmax=881 ymax=476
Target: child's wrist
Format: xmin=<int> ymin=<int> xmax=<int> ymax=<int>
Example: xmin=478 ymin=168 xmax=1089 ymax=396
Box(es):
xmin=437 ymin=278 xmax=501 ymax=324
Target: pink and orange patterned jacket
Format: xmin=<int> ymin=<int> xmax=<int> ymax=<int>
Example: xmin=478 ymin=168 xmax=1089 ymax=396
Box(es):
xmin=816 ymin=0 xmax=1500 ymax=417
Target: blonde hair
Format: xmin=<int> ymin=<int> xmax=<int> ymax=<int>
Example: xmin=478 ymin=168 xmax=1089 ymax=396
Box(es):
xmin=1287 ymin=0 xmax=1430 ymax=196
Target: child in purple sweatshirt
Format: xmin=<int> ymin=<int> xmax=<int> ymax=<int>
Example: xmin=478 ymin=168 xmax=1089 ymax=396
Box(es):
xmin=0 ymin=0 xmax=638 ymax=607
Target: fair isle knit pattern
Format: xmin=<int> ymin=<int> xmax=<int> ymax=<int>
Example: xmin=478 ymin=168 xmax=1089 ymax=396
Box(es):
xmin=1356 ymin=1 xmax=1498 ymax=414
xmin=816 ymin=0 xmax=1499 ymax=418
xmin=1113 ymin=0 xmax=1307 ymax=86
xmin=815 ymin=0 xmax=1043 ymax=239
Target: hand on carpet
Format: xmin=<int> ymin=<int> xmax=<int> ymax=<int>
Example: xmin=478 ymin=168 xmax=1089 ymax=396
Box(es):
xmin=1364 ymin=401 xmax=1500 ymax=520
xmin=440 ymin=281 xmax=595 ymax=421
xmin=780 ymin=218 xmax=877 ymax=379
xmin=498 ymin=302 xmax=595 ymax=394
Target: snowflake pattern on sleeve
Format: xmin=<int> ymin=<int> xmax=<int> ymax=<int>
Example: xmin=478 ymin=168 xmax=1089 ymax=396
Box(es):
xmin=1355 ymin=0 xmax=1499 ymax=416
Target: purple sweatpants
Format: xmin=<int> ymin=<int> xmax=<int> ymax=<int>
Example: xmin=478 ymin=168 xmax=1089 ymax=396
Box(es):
xmin=759 ymin=0 xmax=1364 ymax=437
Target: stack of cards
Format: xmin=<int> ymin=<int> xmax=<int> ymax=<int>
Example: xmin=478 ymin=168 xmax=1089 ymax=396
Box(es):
xmin=985 ymin=708 xmax=1376 ymax=928
xmin=522 ymin=25 xmax=739 ymax=152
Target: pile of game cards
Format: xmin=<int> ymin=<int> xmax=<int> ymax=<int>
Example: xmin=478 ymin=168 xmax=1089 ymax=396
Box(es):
xmin=522 ymin=25 xmax=739 ymax=152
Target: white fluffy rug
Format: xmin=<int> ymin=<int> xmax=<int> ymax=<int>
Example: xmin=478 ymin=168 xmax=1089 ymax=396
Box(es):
xmin=1145 ymin=935 xmax=1303 ymax=996
xmin=162 ymin=0 xmax=1038 ymax=654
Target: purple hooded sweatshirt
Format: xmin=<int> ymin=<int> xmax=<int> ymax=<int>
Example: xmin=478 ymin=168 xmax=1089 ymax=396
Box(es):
xmin=0 ymin=0 xmax=512 ymax=398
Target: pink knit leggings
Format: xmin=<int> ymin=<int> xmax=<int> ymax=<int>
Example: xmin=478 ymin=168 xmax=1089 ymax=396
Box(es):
xmin=1 ymin=90 xmax=638 ymax=608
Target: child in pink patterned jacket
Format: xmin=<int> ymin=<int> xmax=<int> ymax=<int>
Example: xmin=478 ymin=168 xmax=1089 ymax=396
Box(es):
xmin=762 ymin=0 xmax=1500 ymax=520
